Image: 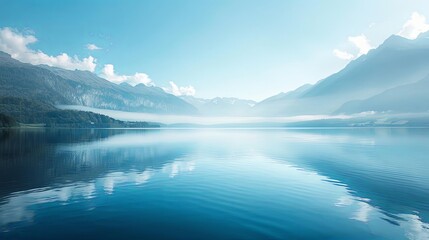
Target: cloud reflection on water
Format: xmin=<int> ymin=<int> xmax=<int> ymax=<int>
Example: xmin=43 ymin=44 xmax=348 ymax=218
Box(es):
xmin=0 ymin=129 xmax=428 ymax=239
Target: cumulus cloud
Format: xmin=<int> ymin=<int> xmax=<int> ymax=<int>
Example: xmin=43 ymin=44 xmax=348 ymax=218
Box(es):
xmin=0 ymin=27 xmax=96 ymax=72
xmin=333 ymin=49 xmax=354 ymax=60
xmin=86 ymin=43 xmax=101 ymax=50
xmin=348 ymin=34 xmax=373 ymax=57
xmin=398 ymin=12 xmax=429 ymax=40
xmin=162 ymin=81 xmax=196 ymax=96
xmin=100 ymin=64 xmax=153 ymax=86
xmin=333 ymin=34 xmax=373 ymax=60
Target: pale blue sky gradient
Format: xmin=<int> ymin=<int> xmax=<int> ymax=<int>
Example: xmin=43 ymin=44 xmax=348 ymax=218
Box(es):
xmin=1 ymin=0 xmax=429 ymax=100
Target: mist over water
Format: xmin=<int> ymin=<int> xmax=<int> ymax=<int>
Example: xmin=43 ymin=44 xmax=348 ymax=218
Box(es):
xmin=56 ymin=105 xmax=352 ymax=125
xmin=0 ymin=128 xmax=428 ymax=239
xmin=57 ymin=105 xmax=429 ymax=127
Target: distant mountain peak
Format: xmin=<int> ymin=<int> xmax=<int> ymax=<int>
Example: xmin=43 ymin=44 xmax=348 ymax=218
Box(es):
xmin=180 ymin=95 xmax=256 ymax=116
xmin=133 ymin=83 xmax=149 ymax=89
xmin=254 ymin=32 xmax=429 ymax=116
xmin=379 ymin=35 xmax=410 ymax=49
xmin=379 ymin=33 xmax=429 ymax=50
xmin=120 ymin=82 xmax=132 ymax=87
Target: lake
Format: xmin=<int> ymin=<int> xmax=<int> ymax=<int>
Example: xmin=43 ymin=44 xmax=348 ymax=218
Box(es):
xmin=0 ymin=128 xmax=428 ymax=239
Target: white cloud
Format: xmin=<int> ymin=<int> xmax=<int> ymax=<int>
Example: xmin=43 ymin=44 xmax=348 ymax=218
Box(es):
xmin=162 ymin=81 xmax=196 ymax=96
xmin=86 ymin=43 xmax=101 ymax=50
xmin=398 ymin=12 xmax=429 ymax=40
xmin=333 ymin=49 xmax=354 ymax=60
xmin=348 ymin=34 xmax=373 ymax=57
xmin=100 ymin=64 xmax=153 ymax=86
xmin=0 ymin=27 xmax=96 ymax=72
xmin=334 ymin=12 xmax=429 ymax=61
xmin=333 ymin=34 xmax=373 ymax=61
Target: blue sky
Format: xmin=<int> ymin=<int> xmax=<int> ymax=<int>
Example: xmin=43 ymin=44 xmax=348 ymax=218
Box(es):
xmin=1 ymin=0 xmax=429 ymax=100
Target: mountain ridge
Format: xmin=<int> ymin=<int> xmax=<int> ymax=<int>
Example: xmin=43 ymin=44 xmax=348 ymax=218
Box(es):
xmin=180 ymin=96 xmax=256 ymax=116
xmin=336 ymin=74 xmax=429 ymax=114
xmin=253 ymin=33 xmax=429 ymax=116
xmin=0 ymin=51 xmax=198 ymax=115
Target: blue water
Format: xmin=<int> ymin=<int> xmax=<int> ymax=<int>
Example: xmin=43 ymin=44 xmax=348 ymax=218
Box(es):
xmin=0 ymin=128 xmax=428 ymax=239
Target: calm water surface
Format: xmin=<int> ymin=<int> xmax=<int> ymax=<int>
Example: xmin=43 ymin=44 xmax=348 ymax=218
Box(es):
xmin=0 ymin=128 xmax=428 ymax=239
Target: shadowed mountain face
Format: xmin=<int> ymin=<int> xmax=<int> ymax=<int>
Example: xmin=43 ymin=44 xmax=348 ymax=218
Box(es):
xmin=336 ymin=75 xmax=429 ymax=114
xmin=254 ymin=33 xmax=429 ymax=116
xmin=0 ymin=52 xmax=197 ymax=115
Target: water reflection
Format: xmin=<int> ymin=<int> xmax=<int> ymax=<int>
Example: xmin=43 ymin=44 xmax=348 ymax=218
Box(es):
xmin=0 ymin=182 xmax=96 ymax=228
xmin=282 ymin=130 xmax=428 ymax=217
xmin=0 ymin=128 xmax=428 ymax=239
xmin=258 ymin=128 xmax=429 ymax=239
xmin=0 ymin=129 xmax=194 ymax=197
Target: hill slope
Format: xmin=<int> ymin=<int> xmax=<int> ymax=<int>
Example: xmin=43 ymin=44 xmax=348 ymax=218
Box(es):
xmin=0 ymin=52 xmax=197 ymax=115
xmin=0 ymin=97 xmax=157 ymax=128
xmin=254 ymin=33 xmax=429 ymax=116
xmin=336 ymin=75 xmax=429 ymax=114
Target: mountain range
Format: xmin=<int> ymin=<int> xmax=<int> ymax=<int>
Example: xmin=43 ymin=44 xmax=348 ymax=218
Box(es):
xmin=253 ymin=32 xmax=429 ymax=116
xmin=180 ymin=96 xmax=256 ymax=116
xmin=0 ymin=51 xmax=197 ymax=115
xmin=336 ymin=74 xmax=429 ymax=114
xmin=1 ymin=31 xmax=429 ymax=125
